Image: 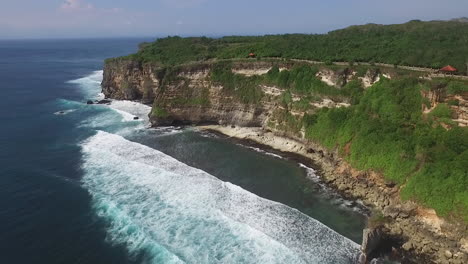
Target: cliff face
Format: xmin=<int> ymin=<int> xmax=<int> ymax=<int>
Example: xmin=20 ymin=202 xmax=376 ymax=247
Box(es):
xmin=102 ymin=61 xmax=277 ymax=127
xmin=102 ymin=59 xmax=468 ymax=263
xmin=102 ymin=59 xmax=468 ymax=129
xmin=101 ymin=60 xmax=389 ymax=128
xmin=147 ymin=67 xmax=271 ymax=127
xmin=421 ymin=85 xmax=468 ymax=127
xmin=102 ymin=60 xmax=161 ymax=103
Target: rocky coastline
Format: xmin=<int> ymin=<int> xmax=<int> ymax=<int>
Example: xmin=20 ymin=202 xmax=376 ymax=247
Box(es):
xmin=101 ymin=58 xmax=468 ymax=264
xmin=197 ymin=125 xmax=467 ymax=264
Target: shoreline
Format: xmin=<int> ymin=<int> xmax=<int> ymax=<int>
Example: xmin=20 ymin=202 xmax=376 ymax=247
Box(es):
xmin=197 ymin=125 xmax=468 ymax=264
xmin=199 ymin=127 xmax=371 ymax=216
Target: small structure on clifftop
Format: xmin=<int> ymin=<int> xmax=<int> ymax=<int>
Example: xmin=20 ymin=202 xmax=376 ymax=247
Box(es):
xmin=439 ymin=65 xmax=457 ymax=75
xmin=248 ymin=52 xmax=256 ymax=58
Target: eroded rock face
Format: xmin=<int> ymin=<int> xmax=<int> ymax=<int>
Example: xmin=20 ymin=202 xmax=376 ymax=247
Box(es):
xmin=102 ymin=59 xmax=162 ymax=103
xmin=449 ymin=93 xmax=468 ymax=127
xmin=362 ymin=228 xmax=384 ymax=256
xmin=421 ymin=85 xmax=468 ymax=127
xmin=102 ymin=61 xmax=274 ymax=127
xmin=360 ymin=69 xmax=381 ymax=88
xmin=316 ymin=68 xmax=356 ymax=88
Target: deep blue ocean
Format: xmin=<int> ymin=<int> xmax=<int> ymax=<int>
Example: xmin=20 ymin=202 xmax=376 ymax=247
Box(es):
xmin=0 ymin=39 xmax=367 ymax=264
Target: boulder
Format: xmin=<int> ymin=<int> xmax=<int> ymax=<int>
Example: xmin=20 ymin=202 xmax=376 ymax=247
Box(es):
xmin=86 ymin=100 xmax=94 ymax=105
xmin=97 ymin=99 xmax=112 ymax=104
xmin=358 ymin=252 xmax=367 ymax=264
xmin=369 ymin=258 xmax=384 ymax=264
xmin=133 ymin=116 xmax=139 ymax=120
xmin=444 ymin=250 xmax=452 ymax=258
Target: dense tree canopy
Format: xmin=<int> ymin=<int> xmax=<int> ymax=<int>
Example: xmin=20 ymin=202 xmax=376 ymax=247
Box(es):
xmin=118 ymin=20 xmax=468 ymax=73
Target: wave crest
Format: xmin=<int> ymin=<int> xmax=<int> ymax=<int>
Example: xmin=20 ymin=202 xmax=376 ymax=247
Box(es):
xmin=81 ymin=131 xmax=360 ymax=264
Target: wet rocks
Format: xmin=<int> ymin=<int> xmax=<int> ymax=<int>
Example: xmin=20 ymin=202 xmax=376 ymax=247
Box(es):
xmin=97 ymin=99 xmax=112 ymax=105
xmin=362 ymin=227 xmax=384 ymax=256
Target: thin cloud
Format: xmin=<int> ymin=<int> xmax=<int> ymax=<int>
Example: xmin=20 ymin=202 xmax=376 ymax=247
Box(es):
xmin=162 ymin=0 xmax=209 ymax=8
xmin=59 ymin=0 xmax=123 ymax=14
xmin=60 ymin=0 xmax=94 ymax=11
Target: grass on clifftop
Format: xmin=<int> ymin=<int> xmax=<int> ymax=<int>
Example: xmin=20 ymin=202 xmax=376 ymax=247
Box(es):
xmin=116 ymin=20 xmax=468 ymax=73
xmin=303 ymin=78 xmax=468 ymax=222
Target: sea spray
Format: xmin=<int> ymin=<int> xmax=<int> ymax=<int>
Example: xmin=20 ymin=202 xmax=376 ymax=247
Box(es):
xmin=81 ymin=131 xmax=361 ymax=264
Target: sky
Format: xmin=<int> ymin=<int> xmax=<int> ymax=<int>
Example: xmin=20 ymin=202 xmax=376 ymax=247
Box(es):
xmin=1 ymin=0 xmax=468 ymax=39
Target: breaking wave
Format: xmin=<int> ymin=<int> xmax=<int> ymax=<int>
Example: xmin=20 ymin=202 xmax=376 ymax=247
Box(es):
xmin=81 ymin=131 xmax=360 ymax=264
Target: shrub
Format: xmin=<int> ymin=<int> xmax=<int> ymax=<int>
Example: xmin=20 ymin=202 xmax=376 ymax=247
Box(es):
xmin=430 ymin=103 xmax=452 ymax=119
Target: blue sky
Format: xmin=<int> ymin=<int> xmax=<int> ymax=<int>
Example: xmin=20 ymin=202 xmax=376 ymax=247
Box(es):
xmin=1 ymin=0 xmax=468 ymax=39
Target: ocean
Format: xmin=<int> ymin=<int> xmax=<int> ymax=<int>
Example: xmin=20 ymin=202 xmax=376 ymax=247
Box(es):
xmin=0 ymin=38 xmax=367 ymax=264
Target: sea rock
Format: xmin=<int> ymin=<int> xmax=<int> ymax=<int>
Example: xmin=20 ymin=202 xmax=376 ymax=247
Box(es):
xmin=369 ymin=258 xmax=384 ymax=264
xmin=361 ymin=227 xmax=383 ymax=256
xmin=357 ymin=252 xmax=367 ymax=264
xmin=97 ymin=99 xmax=112 ymax=104
xmin=133 ymin=116 xmax=139 ymax=120
xmin=86 ymin=100 xmax=94 ymax=104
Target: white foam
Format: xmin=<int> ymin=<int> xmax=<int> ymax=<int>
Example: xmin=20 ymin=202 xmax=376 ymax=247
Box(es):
xmin=108 ymin=100 xmax=152 ymax=125
xmin=67 ymin=71 xmax=152 ymax=132
xmin=68 ymin=70 xmax=103 ymax=85
xmin=299 ymin=163 xmax=369 ymax=215
xmin=81 ymin=131 xmax=360 ymax=264
xmin=67 ymin=70 xmax=104 ymax=100
xmin=241 ymin=145 xmax=284 ymax=159
xmin=54 ymin=109 xmax=76 ymax=115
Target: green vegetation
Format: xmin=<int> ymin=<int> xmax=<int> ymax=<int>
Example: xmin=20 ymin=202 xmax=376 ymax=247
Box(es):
xmin=120 ymin=20 xmax=468 ymax=73
xmin=447 ymin=80 xmax=468 ymax=94
xmin=151 ymin=106 xmax=169 ymax=118
xmin=430 ymin=103 xmax=452 ymax=119
xmin=110 ymin=19 xmax=468 ymax=223
xmin=302 ymin=78 xmax=468 ymax=221
xmin=265 ymin=65 xmax=343 ymax=97
xmin=210 ymin=63 xmax=361 ymax=105
xmin=368 ymin=210 xmax=390 ymax=228
xmin=211 ymin=62 xmax=264 ymax=104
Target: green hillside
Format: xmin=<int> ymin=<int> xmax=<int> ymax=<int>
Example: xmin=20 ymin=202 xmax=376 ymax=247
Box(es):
xmin=117 ymin=20 xmax=468 ymax=72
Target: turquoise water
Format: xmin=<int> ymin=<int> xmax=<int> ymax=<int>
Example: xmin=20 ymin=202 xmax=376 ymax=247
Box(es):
xmin=0 ymin=39 xmax=367 ymax=263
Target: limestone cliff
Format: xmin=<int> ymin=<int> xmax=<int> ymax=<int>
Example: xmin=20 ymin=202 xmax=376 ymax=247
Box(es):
xmin=102 ymin=60 xmax=278 ymax=126
xmin=101 ymin=60 xmax=373 ymax=128
xmin=102 ymin=59 xmax=468 ymax=264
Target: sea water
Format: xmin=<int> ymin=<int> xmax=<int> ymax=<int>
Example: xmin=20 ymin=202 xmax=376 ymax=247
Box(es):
xmin=0 ymin=39 xmax=366 ymax=264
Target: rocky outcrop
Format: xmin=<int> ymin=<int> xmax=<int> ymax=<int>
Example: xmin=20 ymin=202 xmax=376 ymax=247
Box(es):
xmin=148 ymin=67 xmax=270 ymax=127
xmin=360 ymin=69 xmax=381 ymax=88
xmin=102 ymin=60 xmax=278 ymax=127
xmin=421 ymin=84 xmax=468 ymax=127
xmin=449 ymin=93 xmax=468 ymax=126
xmin=307 ymin=145 xmax=467 ymax=264
xmin=362 ymin=228 xmax=384 ymax=257
xmin=316 ymin=68 xmax=356 ymax=87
